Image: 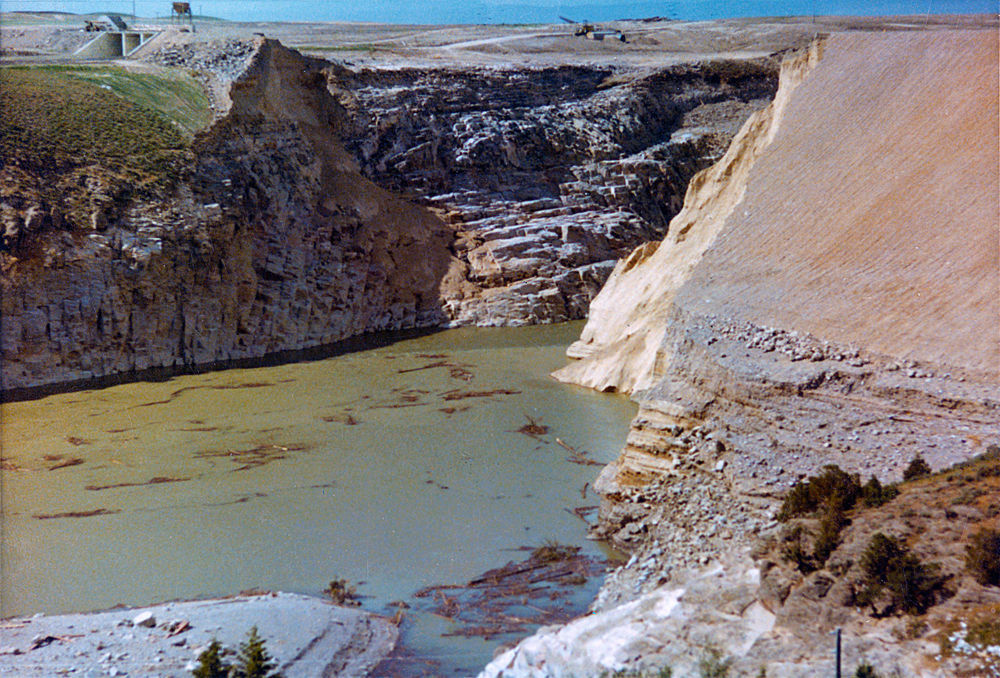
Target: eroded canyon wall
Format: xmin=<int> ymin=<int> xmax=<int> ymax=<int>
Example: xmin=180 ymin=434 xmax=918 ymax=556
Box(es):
xmin=332 ymin=62 xmax=778 ymax=326
xmin=1 ymin=39 xmax=453 ymax=394
xmin=485 ymin=28 xmax=999 ymax=678
xmin=1 ymin=39 xmax=780 ymax=395
xmin=556 ymin=30 xmax=999 ymax=505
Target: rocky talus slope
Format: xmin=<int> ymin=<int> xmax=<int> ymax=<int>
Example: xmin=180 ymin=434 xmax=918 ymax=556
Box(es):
xmin=331 ymin=62 xmax=777 ymax=326
xmin=483 ymin=29 xmax=999 ymax=677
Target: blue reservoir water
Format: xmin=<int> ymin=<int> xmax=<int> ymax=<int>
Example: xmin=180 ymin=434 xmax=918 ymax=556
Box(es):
xmin=4 ymin=0 xmax=995 ymax=24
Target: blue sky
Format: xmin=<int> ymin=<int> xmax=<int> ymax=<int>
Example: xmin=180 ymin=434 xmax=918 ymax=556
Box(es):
xmin=1 ymin=0 xmax=994 ymax=23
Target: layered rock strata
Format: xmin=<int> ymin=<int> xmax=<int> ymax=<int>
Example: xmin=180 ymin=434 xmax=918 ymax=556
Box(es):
xmin=2 ymin=38 xmax=779 ymax=395
xmin=495 ymin=29 xmax=1000 ymax=676
xmin=332 ymin=63 xmax=778 ymax=325
xmin=1 ymin=38 xmax=453 ymax=394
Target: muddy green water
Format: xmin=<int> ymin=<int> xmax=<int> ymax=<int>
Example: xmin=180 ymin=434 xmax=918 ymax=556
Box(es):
xmin=1 ymin=322 xmax=635 ymax=674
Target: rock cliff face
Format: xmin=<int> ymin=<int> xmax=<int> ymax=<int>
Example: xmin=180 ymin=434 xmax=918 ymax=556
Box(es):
xmin=2 ymin=39 xmax=779 ymax=395
xmin=489 ymin=29 xmax=1000 ymax=677
xmin=1 ymin=39 xmax=454 ymax=395
xmin=331 ymin=62 xmax=778 ymax=326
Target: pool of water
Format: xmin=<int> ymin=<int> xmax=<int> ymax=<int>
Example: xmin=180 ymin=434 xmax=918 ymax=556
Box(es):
xmin=0 ymin=321 xmax=635 ymax=674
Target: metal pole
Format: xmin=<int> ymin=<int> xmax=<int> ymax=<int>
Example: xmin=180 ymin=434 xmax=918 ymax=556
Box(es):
xmin=836 ymin=628 xmax=842 ymax=678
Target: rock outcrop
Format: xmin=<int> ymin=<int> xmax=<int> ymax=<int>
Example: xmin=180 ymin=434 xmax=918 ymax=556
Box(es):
xmin=1 ymin=38 xmax=454 ymax=395
xmin=1 ymin=39 xmax=780 ymax=396
xmin=332 ymin=62 xmax=778 ymax=326
xmin=510 ymin=28 xmax=999 ymax=677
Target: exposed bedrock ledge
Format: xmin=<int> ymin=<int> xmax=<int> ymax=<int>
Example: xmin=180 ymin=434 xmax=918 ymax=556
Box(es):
xmin=1 ymin=39 xmax=454 ymax=394
xmin=329 ymin=61 xmax=779 ymax=326
xmin=1 ymin=40 xmax=780 ymax=395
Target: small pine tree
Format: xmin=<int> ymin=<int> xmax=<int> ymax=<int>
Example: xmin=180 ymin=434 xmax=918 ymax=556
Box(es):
xmin=857 ymin=533 xmax=942 ymax=615
xmin=233 ymin=626 xmax=281 ymax=678
xmin=902 ymin=455 xmax=931 ymax=481
xmin=860 ymin=476 xmax=899 ymax=508
xmin=965 ymin=527 xmax=1000 ymax=586
xmin=854 ymin=662 xmax=881 ymax=678
xmin=191 ymin=639 xmax=229 ymax=678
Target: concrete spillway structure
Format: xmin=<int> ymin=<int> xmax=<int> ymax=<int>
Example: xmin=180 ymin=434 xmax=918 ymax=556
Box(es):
xmin=74 ymin=30 xmax=159 ymax=59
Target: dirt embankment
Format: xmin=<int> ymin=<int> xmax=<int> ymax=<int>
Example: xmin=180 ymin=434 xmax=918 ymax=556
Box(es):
xmin=522 ymin=27 xmax=1000 ymax=678
xmin=556 ymin=28 xmax=998 ymax=505
xmin=0 ymin=592 xmax=397 ymax=677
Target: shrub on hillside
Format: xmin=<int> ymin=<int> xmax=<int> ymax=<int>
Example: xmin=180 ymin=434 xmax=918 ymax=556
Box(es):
xmin=781 ymin=525 xmax=816 ymax=574
xmin=856 ymin=533 xmax=943 ymax=615
xmin=860 ymin=475 xmax=899 ymax=508
xmin=965 ymin=527 xmax=1000 ymax=586
xmin=902 ymin=454 xmax=932 ymax=481
xmin=698 ymin=647 xmax=732 ymax=678
xmin=813 ymin=504 xmax=849 ymax=565
xmin=778 ymin=465 xmax=862 ymax=520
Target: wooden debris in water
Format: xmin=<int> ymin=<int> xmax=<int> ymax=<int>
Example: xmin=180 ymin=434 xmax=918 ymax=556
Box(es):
xmin=33 ymin=508 xmax=121 ymax=520
xmin=515 ymin=415 xmax=549 ymax=440
xmin=441 ymin=388 xmax=520 ymax=401
xmin=84 ymin=476 xmax=190 ymax=491
xmin=565 ymin=506 xmax=598 ymax=523
xmin=43 ymin=454 xmax=85 ymax=470
xmin=556 ymin=438 xmax=603 ymax=466
xmin=397 ymin=356 xmax=476 ymax=381
xmin=398 ymin=360 xmax=451 ymax=374
xmin=412 ymin=542 xmax=605 ymax=640
xmin=194 ymin=443 xmax=306 ymax=470
xmin=205 ymin=491 xmax=268 ymax=507
xmin=1 ymin=458 xmax=24 ymax=472
xmin=439 ymin=405 xmax=471 ymax=415
xmin=321 ymin=412 xmax=359 ymax=425
xmin=326 ymin=578 xmax=362 ymax=607
xmin=133 ymin=381 xmax=274 ymax=408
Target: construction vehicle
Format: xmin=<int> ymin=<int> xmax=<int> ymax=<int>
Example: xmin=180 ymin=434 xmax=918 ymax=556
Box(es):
xmin=559 ymin=15 xmax=626 ymax=41
xmin=559 ymin=15 xmax=597 ymax=36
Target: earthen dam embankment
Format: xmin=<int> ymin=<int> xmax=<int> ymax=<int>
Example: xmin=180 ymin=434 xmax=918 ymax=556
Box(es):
xmin=481 ymin=27 xmax=1000 ymax=677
